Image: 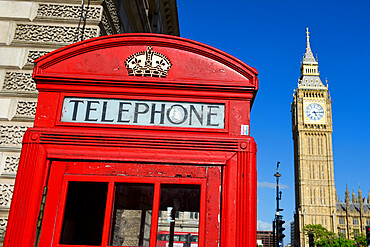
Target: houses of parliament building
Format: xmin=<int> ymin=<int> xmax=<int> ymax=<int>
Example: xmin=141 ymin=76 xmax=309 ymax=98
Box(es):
xmin=291 ymin=28 xmax=370 ymax=246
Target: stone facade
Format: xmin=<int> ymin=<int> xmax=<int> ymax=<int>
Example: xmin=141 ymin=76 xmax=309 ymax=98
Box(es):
xmin=336 ymin=188 xmax=370 ymax=239
xmin=0 ymin=0 xmax=179 ymax=243
xmin=291 ymin=29 xmax=337 ymax=247
xmin=0 ymin=2 xmax=103 ymax=241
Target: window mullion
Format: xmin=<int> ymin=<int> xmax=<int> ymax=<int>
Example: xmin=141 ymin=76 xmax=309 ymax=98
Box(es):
xmin=149 ymin=182 xmax=161 ymax=247
xmin=101 ymin=181 xmax=115 ymax=246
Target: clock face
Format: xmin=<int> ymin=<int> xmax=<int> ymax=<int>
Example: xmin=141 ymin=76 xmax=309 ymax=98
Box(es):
xmin=306 ymin=103 xmax=324 ymax=121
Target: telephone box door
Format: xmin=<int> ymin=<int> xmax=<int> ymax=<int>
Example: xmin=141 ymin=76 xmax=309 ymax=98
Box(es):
xmin=37 ymin=161 xmax=221 ymax=247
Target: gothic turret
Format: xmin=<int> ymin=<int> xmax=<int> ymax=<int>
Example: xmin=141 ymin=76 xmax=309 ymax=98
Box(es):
xmin=345 ymin=186 xmax=351 ymax=210
xmin=359 ymin=187 xmax=364 ymax=213
xmin=352 ymin=190 xmax=357 ymax=203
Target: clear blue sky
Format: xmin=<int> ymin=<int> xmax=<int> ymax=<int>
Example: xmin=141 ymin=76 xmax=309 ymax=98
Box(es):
xmin=178 ymin=0 xmax=370 ymax=243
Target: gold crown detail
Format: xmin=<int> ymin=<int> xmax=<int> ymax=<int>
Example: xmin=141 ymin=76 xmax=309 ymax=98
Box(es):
xmin=125 ymin=46 xmax=172 ymax=78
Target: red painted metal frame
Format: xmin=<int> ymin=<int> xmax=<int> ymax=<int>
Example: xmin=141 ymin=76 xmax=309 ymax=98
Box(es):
xmin=4 ymin=34 xmax=258 ymax=247
xmin=39 ymin=162 xmax=215 ymax=247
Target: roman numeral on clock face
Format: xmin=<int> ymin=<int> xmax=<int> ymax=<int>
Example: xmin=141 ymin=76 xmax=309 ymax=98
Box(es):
xmin=306 ymin=103 xmax=324 ymax=121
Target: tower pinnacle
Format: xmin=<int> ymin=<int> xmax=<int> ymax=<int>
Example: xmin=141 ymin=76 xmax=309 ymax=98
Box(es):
xmin=306 ymin=27 xmax=309 ymax=41
xmin=352 ymin=190 xmax=356 ymax=203
xmin=299 ymin=27 xmax=325 ymax=88
xmin=345 ymin=185 xmax=350 ymax=200
xmin=303 ymin=27 xmax=317 ymax=64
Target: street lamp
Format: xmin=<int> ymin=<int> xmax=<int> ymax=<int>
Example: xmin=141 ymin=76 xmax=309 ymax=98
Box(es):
xmin=274 ymin=161 xmax=285 ymax=247
xmin=274 ymin=161 xmax=282 ymax=214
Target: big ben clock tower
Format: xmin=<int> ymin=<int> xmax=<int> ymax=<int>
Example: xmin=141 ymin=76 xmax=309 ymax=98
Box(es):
xmin=292 ymin=28 xmax=337 ymax=247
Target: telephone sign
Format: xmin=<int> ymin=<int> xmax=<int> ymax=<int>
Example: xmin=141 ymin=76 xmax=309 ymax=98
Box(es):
xmin=61 ymin=97 xmax=225 ymax=128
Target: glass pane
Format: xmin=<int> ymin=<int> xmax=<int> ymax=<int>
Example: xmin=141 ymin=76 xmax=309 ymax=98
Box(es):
xmin=157 ymin=185 xmax=200 ymax=247
xmin=60 ymin=182 xmax=108 ymax=245
xmin=110 ymin=183 xmax=154 ymax=246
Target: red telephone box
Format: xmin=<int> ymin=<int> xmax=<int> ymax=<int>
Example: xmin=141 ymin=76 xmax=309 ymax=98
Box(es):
xmin=4 ymin=34 xmax=258 ymax=247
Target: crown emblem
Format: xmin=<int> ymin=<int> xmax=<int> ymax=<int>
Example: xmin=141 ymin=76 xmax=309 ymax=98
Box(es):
xmin=125 ymin=46 xmax=172 ymax=78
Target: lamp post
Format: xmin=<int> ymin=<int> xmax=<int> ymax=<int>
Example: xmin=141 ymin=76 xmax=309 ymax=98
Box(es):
xmin=274 ymin=161 xmax=281 ymax=214
xmin=274 ymin=161 xmax=284 ymax=247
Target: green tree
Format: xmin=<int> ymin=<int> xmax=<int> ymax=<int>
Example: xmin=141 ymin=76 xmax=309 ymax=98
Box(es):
xmin=352 ymin=232 xmax=367 ymax=247
xmin=302 ymin=224 xmax=365 ymax=247
xmin=303 ymin=224 xmax=335 ymax=245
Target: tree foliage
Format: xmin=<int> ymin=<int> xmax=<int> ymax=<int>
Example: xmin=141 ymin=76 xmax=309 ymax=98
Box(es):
xmin=352 ymin=233 xmax=367 ymax=247
xmin=302 ymin=224 xmax=367 ymax=247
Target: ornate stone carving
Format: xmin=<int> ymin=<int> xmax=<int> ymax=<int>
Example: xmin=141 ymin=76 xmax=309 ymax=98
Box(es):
xmin=0 ymin=125 xmax=28 ymax=145
xmin=0 ymin=218 xmax=7 ymax=238
xmin=3 ymin=156 xmax=19 ymax=175
xmin=37 ymin=3 xmax=101 ymax=20
xmin=104 ymin=0 xmax=120 ymax=32
xmin=0 ymin=184 xmax=14 ymax=207
xmin=2 ymin=72 xmax=36 ymax=92
xmin=101 ymin=12 xmax=113 ymax=36
xmin=123 ymin=239 xmax=139 ymax=246
xmin=112 ymin=210 xmax=141 ymax=246
xmin=15 ymin=101 xmax=37 ymax=118
xmin=13 ymin=24 xmax=98 ymax=44
xmin=26 ymin=50 xmax=50 ymax=66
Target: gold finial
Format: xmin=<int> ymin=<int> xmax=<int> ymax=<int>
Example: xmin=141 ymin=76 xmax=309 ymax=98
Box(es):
xmin=306 ymin=27 xmax=310 ymax=44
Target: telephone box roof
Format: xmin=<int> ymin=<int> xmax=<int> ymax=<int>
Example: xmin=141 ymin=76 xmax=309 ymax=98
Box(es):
xmin=33 ymin=33 xmax=258 ymax=97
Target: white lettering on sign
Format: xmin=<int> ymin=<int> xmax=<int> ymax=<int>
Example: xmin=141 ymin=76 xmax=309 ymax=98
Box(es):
xmin=61 ymin=97 xmax=225 ymax=129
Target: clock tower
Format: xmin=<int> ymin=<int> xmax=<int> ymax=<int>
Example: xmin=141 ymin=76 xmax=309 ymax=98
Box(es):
xmin=291 ymin=28 xmax=337 ymax=247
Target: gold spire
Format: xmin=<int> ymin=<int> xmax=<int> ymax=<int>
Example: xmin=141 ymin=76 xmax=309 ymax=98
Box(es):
xmin=303 ymin=27 xmax=317 ymax=64
xmin=299 ymin=27 xmax=326 ymax=88
xmin=306 ymin=27 xmax=310 ymax=46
